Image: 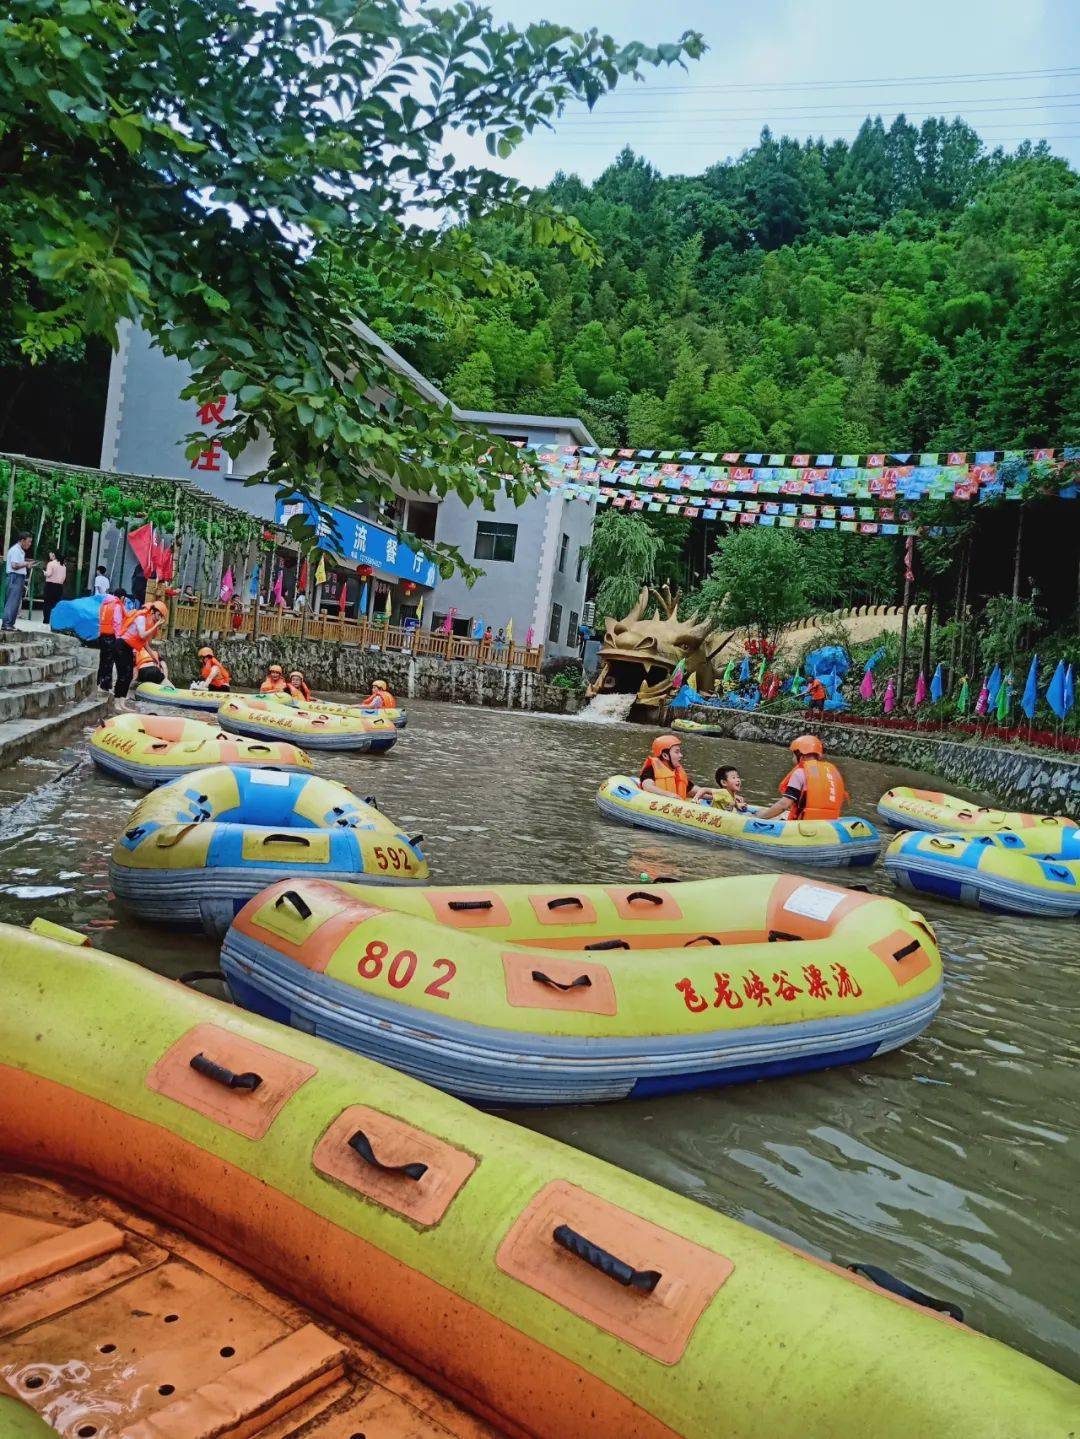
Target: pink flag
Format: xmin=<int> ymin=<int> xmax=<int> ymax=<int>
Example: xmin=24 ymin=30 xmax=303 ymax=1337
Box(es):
xmin=859 ymin=668 xmax=875 ymax=701
xmin=441 ymin=607 xmax=455 ymax=635
xmin=525 ymin=625 xmax=535 ymax=649
xmin=219 ymin=567 xmax=234 ymax=602
xmin=975 ymin=681 xmax=990 ymax=716
xmin=883 ymin=679 xmax=896 ymax=714
xmin=272 ymin=568 xmax=284 ymax=605
xmin=914 ymin=672 xmax=927 ymax=707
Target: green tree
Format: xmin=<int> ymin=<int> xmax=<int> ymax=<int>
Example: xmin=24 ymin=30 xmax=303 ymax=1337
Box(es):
xmin=586 ymin=509 xmax=664 ymax=622
xmin=0 ymin=0 xmax=702 ymax=573
xmin=446 ymin=351 xmax=496 ymax=410
xmin=695 ymin=528 xmax=807 ymax=645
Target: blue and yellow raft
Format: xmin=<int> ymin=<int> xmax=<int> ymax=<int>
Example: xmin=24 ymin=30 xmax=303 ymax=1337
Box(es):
xmin=884 ymin=827 xmax=1080 ymax=917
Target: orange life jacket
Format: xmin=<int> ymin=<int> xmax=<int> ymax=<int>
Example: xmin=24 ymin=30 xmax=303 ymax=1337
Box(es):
xmin=643 ymin=754 xmax=690 ymax=799
xmin=362 ymin=690 xmax=395 ymax=709
xmin=98 ymin=596 xmax=125 ymax=638
xmin=134 ymin=644 xmax=160 ymax=673
xmin=119 ymin=606 xmax=161 ymax=651
xmin=287 ymin=681 xmax=311 ymax=701
xmin=260 ymin=677 xmax=288 ymax=693
xmin=779 ymin=758 xmax=847 ymax=820
xmin=201 ymin=657 xmax=231 ymax=688
xmin=807 ymin=678 xmax=827 ymax=702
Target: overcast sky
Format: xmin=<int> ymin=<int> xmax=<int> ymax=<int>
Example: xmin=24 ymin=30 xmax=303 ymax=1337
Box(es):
xmin=451 ymin=0 xmax=1079 ymax=185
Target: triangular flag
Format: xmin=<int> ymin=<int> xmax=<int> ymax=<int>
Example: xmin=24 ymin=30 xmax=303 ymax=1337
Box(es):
xmin=859 ymin=668 xmax=874 ymax=701
xmin=505 ymin=617 xmax=513 ymax=644
xmin=975 ymin=680 xmax=989 ymax=716
xmin=996 ymin=675 xmax=1012 ymax=723
xmin=986 ymin=664 xmax=1002 ymax=706
xmin=1065 ymin=665 xmax=1075 ymax=715
xmin=383 ymin=587 xmax=392 ymax=619
xmin=1047 ymin=660 xmax=1068 ymax=720
xmin=219 ymin=567 xmax=234 ymax=602
xmin=930 ymin=663 xmax=944 ymax=702
xmin=298 ymin=558 xmax=308 ymax=592
xmin=315 ymin=554 xmax=327 ymax=585
xmin=914 ymin=672 xmax=927 ymax=707
xmin=415 ymin=594 xmax=423 ymax=623
xmin=955 ymin=676 xmax=970 ymax=715
xmin=1021 ymin=655 xmax=1039 ymax=720
xmin=883 ymin=679 xmax=895 ymax=713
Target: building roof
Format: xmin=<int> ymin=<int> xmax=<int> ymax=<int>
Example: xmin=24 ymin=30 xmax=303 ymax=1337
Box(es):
xmin=457 ymin=409 xmax=597 ymax=448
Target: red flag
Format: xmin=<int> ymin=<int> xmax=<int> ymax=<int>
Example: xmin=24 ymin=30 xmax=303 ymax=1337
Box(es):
xmin=156 ymin=545 xmax=174 ymax=581
xmin=127 ymin=522 xmax=154 ymax=574
xmin=298 ymin=558 xmax=309 ymax=592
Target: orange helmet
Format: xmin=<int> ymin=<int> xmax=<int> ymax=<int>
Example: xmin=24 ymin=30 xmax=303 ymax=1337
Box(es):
xmin=149 ymin=598 xmax=168 ymax=616
xmin=267 ymin=665 xmax=283 ymax=677
xmin=197 ymin=646 xmax=214 ymax=658
xmin=372 ymin=679 xmax=388 ymax=691
xmin=651 ymin=733 xmax=681 ymax=759
xmin=790 ymin=733 xmax=824 ymax=758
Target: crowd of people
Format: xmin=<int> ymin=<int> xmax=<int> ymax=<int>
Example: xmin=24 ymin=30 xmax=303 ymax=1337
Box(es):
xmin=640 ymin=732 xmax=848 ymax=821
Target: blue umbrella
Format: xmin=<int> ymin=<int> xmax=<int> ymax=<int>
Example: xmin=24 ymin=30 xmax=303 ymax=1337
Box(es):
xmin=1021 ymin=654 xmax=1039 ymax=720
xmin=986 ymin=664 xmax=1002 ymax=707
xmin=1047 ymin=659 xmax=1068 ymax=720
xmin=739 ymin=656 xmax=751 ymax=682
xmin=929 ymin=663 xmax=944 ymax=702
xmin=1065 ymin=665 xmax=1075 ymax=716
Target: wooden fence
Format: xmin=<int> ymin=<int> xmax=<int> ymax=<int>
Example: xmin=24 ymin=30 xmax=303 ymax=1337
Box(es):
xmin=171 ymin=601 xmax=544 ymax=671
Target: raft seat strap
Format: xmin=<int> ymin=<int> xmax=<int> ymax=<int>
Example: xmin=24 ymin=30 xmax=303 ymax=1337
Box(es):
xmin=767 ymin=929 xmax=802 ymax=943
xmin=348 ymin=1128 xmax=428 ymax=1182
xmin=683 ymin=935 xmax=722 ymax=947
xmin=189 ymin=1052 xmax=262 ymax=1091
xmin=275 ymin=890 xmax=313 ymax=920
xmin=532 ymin=970 xmax=594 ymax=989
xmin=892 ymin=939 xmax=921 ymax=962
xmin=263 ymin=833 xmax=311 ymax=847
xmin=553 ymin=1224 xmax=661 ymax=1293
xmin=583 ymin=940 xmax=629 ymax=952
xmin=448 ymin=899 xmax=494 ymax=911
xmin=625 ymin=890 xmax=664 ymax=906
xmin=848 ymin=1263 xmax=963 ymax=1322
xmin=547 ymin=896 xmax=585 ymax=910
xmin=408 ymin=833 xmax=424 ymax=847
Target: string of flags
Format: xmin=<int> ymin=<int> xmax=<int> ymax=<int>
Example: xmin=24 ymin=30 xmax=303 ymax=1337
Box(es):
xmin=858 ymin=656 xmax=1076 ymax=722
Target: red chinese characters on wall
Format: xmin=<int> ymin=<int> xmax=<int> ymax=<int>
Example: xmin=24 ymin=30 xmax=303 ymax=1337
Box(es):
xmin=191 ymin=396 xmax=227 ymax=472
xmin=675 ymin=962 xmax=865 ymax=1014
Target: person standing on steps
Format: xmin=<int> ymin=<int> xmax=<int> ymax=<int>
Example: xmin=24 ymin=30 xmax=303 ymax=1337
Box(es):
xmin=97 ymin=587 xmax=128 ymax=692
xmin=42 ymin=552 xmax=68 ymax=624
xmin=2 ymin=534 xmax=36 ymax=632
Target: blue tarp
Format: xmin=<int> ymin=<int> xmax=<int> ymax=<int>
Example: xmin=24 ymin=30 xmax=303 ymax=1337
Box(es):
xmin=49 ymin=594 xmax=133 ymax=642
xmin=804 ymin=645 xmax=851 ymax=680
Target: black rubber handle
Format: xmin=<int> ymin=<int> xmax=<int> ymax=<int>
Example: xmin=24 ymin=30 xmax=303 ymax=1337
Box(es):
xmin=768 ymin=929 xmax=802 ymax=943
xmin=625 ymin=890 xmax=663 ymax=905
xmin=583 ymin=939 xmax=629 ymax=951
xmin=531 ymin=970 xmax=593 ymax=990
xmin=124 ymin=825 xmax=146 ymax=841
xmin=409 ymin=833 xmax=424 ymax=847
xmin=448 ymin=898 xmax=493 ymax=911
xmin=553 ymin=1224 xmax=661 ymax=1292
xmin=348 ymin=1128 xmax=428 ymax=1181
xmin=275 ymin=890 xmax=313 ymax=919
xmin=848 ymin=1263 xmax=964 ymax=1322
xmin=892 ymin=939 xmax=921 ymax=962
xmin=264 ymin=833 xmax=310 ymax=846
xmin=247 ymin=744 xmax=272 ymax=753
xmin=683 ymin=935 xmax=722 ymax=946
xmin=189 ymin=1052 xmax=262 ymax=1091
xmin=547 ymin=896 xmax=585 ymax=910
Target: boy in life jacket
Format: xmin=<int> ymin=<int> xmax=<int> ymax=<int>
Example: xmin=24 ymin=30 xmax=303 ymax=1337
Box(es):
xmin=361 ymin=678 xmax=395 ymax=708
xmin=96 ymin=587 xmax=127 ymax=692
xmin=194 ymin=646 xmax=231 ymax=691
xmin=260 ymin=664 xmax=289 ymax=694
xmin=755 ymin=735 xmax=849 ymax=821
xmin=706 ymin=764 xmax=749 ymax=812
xmin=639 ymin=735 xmax=706 ymax=801
xmin=114 ymin=598 xmax=168 ymax=708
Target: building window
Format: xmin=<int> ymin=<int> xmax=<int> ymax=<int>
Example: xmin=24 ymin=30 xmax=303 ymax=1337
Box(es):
xmin=576 ymin=547 xmax=587 ymax=583
xmin=567 ymin=610 xmax=580 ymax=646
xmin=558 ymin=532 xmax=569 ymax=572
xmin=474 ymin=521 xmax=517 ymax=563
xmin=548 ymin=602 xmax=563 ymax=645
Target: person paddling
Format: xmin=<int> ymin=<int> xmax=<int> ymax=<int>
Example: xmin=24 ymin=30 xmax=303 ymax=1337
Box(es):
xmin=639 ymin=735 xmax=705 ymax=800
xmin=755 ymin=734 xmax=848 ymax=821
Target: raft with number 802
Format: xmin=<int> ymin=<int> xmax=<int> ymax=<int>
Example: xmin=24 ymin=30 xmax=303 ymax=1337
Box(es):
xmin=2 ymin=924 xmax=1076 ymax=1437
xmin=221 ymin=874 xmax=942 ymax=1105
xmin=596 ymin=777 xmax=880 ymax=866
xmin=110 ymin=765 xmax=426 ymax=935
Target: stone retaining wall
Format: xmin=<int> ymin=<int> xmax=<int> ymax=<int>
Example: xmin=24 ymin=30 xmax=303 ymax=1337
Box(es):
xmin=166 ymin=634 xmax=583 ymax=714
xmin=681 ymin=703 xmax=1080 ymax=818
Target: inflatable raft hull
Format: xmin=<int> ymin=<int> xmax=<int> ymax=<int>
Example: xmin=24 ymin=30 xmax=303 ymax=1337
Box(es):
xmin=877 ymin=786 xmax=1077 ymax=835
xmin=220 ymin=696 xmax=397 ymax=752
xmin=597 ymin=777 xmax=880 ymax=867
xmin=1 ymin=925 xmax=1076 ymax=1438
xmin=110 ymin=766 xmax=426 ymax=935
xmin=884 ymin=828 xmax=1080 ymax=917
xmin=134 ymin=682 xmax=254 ymax=711
xmin=222 ymin=875 xmax=942 ymax=1105
xmin=89 ymin=712 xmax=311 ymax=788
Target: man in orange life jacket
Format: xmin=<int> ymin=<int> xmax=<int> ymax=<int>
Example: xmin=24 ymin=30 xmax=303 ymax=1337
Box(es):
xmin=755 ymin=734 xmax=848 ymax=821
xmin=639 ymin=734 xmax=706 ymax=801
xmin=96 ymin=587 xmax=127 ymax=692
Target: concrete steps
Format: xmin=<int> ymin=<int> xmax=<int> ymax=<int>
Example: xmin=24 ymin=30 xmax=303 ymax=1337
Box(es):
xmin=0 ymin=628 xmax=108 ymax=767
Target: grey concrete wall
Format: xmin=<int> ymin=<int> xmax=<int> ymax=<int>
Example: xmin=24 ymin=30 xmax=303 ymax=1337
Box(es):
xmin=432 ymin=488 xmax=549 ymax=641
xmin=680 ymin=703 xmax=1080 ymax=818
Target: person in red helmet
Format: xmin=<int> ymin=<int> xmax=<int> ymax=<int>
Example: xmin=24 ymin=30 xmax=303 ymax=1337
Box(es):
xmin=755 ymin=734 xmax=849 ymax=821
xmin=639 ymin=734 xmax=705 ymax=801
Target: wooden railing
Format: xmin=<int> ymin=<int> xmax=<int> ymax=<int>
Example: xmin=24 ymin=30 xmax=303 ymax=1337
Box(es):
xmin=171 ymin=601 xmax=545 ymax=671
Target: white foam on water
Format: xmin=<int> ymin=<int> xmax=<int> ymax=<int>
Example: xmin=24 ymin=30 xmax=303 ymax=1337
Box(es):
xmin=569 ymin=692 xmax=637 ymax=725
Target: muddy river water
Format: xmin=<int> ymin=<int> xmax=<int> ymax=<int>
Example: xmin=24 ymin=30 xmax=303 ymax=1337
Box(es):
xmin=0 ymin=698 xmax=1075 ymax=1380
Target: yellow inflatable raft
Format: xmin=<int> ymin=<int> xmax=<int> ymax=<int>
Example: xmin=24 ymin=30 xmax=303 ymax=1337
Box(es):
xmin=222 ymin=874 xmax=942 ymax=1104
xmin=597 ymin=776 xmax=880 ymax=866
xmin=1 ymin=924 xmax=1076 ymax=1438
xmin=89 ymin=711 xmax=311 ymax=787
xmin=111 ymin=765 xmax=427 ymax=934
xmin=219 ymin=695 xmax=397 ymax=752
xmin=884 ymin=826 xmax=1080 ymax=917
xmin=877 ymin=786 xmax=1078 ymax=835
xmin=281 ymin=695 xmax=408 ymax=728
xmin=134 ymin=681 xmax=253 ymax=712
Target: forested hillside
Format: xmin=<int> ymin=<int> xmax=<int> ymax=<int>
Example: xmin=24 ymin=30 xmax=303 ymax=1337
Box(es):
xmin=386 ymin=118 xmax=1077 ymax=454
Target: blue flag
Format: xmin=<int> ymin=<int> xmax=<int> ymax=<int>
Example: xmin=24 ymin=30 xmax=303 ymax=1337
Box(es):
xmin=1047 ymin=660 xmax=1068 ymax=720
xmin=739 ymin=656 xmax=751 ymax=682
xmin=864 ymin=646 xmax=886 ymax=671
xmin=248 ymin=563 xmax=260 ymax=599
xmin=930 ymin=663 xmax=943 ymax=702
xmin=358 ymin=582 xmax=369 ymax=615
xmin=472 ymin=618 xmax=484 ymax=639
xmin=986 ymin=664 xmax=1002 ymax=707
xmin=1065 ymin=665 xmax=1075 ymax=716
xmin=1021 ymin=655 xmax=1039 ymax=720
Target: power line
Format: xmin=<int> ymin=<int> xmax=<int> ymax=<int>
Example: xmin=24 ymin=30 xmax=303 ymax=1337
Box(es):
xmin=554 ymin=96 xmax=1080 ymax=125
xmin=540 ymin=134 xmax=1080 ymax=149
xmin=616 ymin=65 xmax=1080 ymax=97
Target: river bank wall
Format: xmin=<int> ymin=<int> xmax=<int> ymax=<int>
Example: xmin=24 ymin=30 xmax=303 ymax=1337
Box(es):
xmin=166 ymin=635 xmax=584 ymax=714
xmin=679 ymin=703 xmax=1080 ymax=817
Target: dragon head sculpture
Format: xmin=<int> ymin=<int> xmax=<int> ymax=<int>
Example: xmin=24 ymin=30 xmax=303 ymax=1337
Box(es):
xmin=587 ymin=585 xmax=734 ymax=710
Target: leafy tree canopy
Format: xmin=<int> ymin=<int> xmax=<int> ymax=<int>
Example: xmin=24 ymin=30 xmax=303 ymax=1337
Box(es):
xmin=0 ymin=0 xmax=703 ymax=574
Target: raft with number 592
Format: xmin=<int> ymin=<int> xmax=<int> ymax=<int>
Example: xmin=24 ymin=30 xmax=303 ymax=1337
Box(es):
xmin=220 ymin=873 xmax=942 ymax=1105
xmin=596 ymin=777 xmax=880 ymax=867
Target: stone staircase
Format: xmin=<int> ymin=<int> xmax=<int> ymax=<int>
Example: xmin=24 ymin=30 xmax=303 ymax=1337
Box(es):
xmin=0 ymin=629 xmax=109 ymax=766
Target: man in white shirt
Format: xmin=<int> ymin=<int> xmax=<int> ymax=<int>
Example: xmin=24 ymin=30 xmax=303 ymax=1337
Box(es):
xmin=92 ymin=566 xmax=109 ymax=596
xmin=3 ymin=534 xmax=36 ymax=631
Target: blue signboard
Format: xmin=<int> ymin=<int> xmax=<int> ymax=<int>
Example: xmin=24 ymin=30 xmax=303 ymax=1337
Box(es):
xmin=275 ymin=497 xmax=438 ymax=588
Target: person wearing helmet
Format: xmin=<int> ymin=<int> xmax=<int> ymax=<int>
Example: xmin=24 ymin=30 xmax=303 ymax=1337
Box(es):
xmin=113 ymin=597 xmax=168 ymax=708
xmin=639 ymin=735 xmax=705 ymax=801
xmin=755 ymin=734 xmax=849 ymax=821
xmin=361 ymin=678 xmax=396 ymax=709
xmin=260 ymin=664 xmax=288 ymax=694
xmin=196 ymin=646 xmax=231 ymax=691
xmin=286 ymin=670 xmax=311 ymax=701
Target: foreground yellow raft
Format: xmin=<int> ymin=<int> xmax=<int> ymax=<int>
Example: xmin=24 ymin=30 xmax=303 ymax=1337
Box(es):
xmin=222 ymin=874 xmax=942 ymax=1104
xmin=89 ymin=711 xmax=311 ymax=787
xmin=0 ymin=926 xmax=1076 ymax=1438
xmin=877 ymin=786 xmax=1077 ymax=835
